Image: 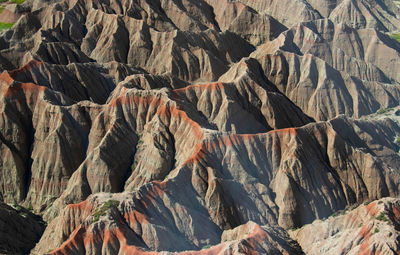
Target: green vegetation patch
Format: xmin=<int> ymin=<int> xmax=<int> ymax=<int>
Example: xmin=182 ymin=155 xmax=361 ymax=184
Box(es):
xmin=391 ymin=33 xmax=400 ymax=42
xmin=395 ymin=137 xmax=400 ymax=146
xmin=92 ymin=199 xmax=119 ymax=223
xmin=202 ymin=245 xmax=212 ymax=250
xmin=376 ymin=212 xmax=389 ymax=222
xmin=376 ymin=107 xmax=392 ymax=115
xmin=374 ymin=228 xmax=380 ymax=233
xmin=0 ymin=0 xmax=26 ymax=4
xmin=9 ymin=0 xmax=26 ymax=4
xmin=0 ymin=21 xmax=14 ymax=31
xmin=391 ymin=33 xmax=400 ymax=43
xmin=136 ymin=131 xmax=143 ymax=144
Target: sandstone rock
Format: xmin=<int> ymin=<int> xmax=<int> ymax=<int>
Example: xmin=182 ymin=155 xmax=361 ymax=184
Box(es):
xmin=290 ymin=197 xmax=400 ymax=254
xmin=0 ymin=0 xmax=399 ymax=254
xmin=251 ymin=19 xmax=400 ymax=120
xmin=34 ymin=115 xmax=400 ymax=254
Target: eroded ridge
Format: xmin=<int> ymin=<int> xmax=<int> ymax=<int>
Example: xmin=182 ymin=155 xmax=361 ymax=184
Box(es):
xmin=0 ymin=0 xmax=399 ymax=254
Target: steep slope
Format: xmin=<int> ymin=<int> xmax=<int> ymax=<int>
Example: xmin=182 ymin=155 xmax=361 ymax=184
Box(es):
xmin=0 ymin=0 xmax=254 ymax=82
xmin=239 ymin=0 xmax=400 ymax=32
xmin=0 ymin=202 xmax=46 ymax=254
xmin=0 ymin=59 xmax=313 ymax=214
xmin=328 ymin=0 xmax=400 ymax=32
xmin=0 ymin=0 xmax=399 ymax=254
xmin=290 ymin=197 xmax=400 ymax=254
xmin=238 ymin=0 xmax=322 ymax=28
xmin=205 ymin=0 xmax=287 ymax=46
xmin=7 ymin=60 xmax=144 ymax=103
xmin=33 ymin=115 xmax=400 ymax=254
xmin=251 ymin=19 xmax=400 ymax=120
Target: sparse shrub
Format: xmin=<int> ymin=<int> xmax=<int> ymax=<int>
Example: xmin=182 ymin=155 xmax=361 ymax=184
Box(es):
xmin=376 ymin=108 xmax=392 ymax=115
xmin=202 ymin=245 xmax=212 ymax=250
xmin=92 ymin=200 xmax=120 ymax=223
xmin=10 ymin=0 xmax=26 ymax=3
xmin=131 ymin=159 xmax=138 ymax=171
xmin=376 ymin=213 xmax=389 ymax=222
xmin=0 ymin=22 xmax=14 ymax=31
xmin=92 ymin=214 xmax=100 ymax=223
xmin=391 ymin=33 xmax=400 ymax=43
xmin=0 ymin=0 xmax=26 ymax=4
xmin=330 ymin=210 xmax=346 ymax=217
xmin=374 ymin=228 xmax=380 ymax=233
xmin=395 ymin=137 xmax=400 ymax=147
xmin=136 ymin=131 xmax=143 ymax=144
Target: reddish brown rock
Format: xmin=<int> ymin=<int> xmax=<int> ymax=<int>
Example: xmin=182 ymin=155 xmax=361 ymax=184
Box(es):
xmin=0 ymin=0 xmax=400 ymax=254
xmin=290 ymin=198 xmax=400 ymax=254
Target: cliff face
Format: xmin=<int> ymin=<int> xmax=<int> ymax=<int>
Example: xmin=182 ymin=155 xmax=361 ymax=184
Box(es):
xmin=0 ymin=0 xmax=400 ymax=254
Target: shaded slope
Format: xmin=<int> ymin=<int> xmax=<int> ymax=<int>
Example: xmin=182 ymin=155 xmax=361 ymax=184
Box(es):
xmin=34 ymin=115 xmax=400 ymax=254
xmin=251 ymin=19 xmax=400 ymax=120
xmin=0 ymin=202 xmax=45 ymax=254
xmin=0 ymin=0 xmax=399 ymax=254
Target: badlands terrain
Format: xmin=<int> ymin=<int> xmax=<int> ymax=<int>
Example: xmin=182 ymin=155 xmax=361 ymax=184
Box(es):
xmin=0 ymin=0 xmax=400 ymax=254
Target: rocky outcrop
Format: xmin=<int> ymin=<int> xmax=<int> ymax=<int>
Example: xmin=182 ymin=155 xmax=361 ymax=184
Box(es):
xmin=240 ymin=0 xmax=400 ymax=32
xmin=0 ymin=0 xmax=255 ymax=82
xmin=205 ymin=0 xmax=286 ymax=46
xmin=290 ymin=197 xmax=400 ymax=254
xmin=32 ymin=115 xmax=400 ymax=254
xmin=327 ymin=0 xmax=400 ymax=32
xmin=7 ymin=60 xmax=144 ymax=103
xmin=34 ymin=193 xmax=303 ymax=254
xmin=0 ymin=0 xmax=400 ymax=254
xmin=251 ymin=19 xmax=400 ymax=120
xmin=0 ymin=57 xmax=314 ymax=216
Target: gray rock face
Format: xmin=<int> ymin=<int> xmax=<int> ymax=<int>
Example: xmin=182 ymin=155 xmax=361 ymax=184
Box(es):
xmin=0 ymin=0 xmax=399 ymax=254
xmin=251 ymin=19 xmax=400 ymax=120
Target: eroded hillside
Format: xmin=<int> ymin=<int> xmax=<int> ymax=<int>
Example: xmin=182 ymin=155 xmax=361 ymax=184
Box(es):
xmin=0 ymin=0 xmax=399 ymax=254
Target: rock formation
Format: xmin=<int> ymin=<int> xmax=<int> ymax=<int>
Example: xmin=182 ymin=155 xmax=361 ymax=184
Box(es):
xmin=291 ymin=198 xmax=400 ymax=254
xmin=0 ymin=0 xmax=399 ymax=254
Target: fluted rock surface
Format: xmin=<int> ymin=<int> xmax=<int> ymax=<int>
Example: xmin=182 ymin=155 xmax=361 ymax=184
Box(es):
xmin=290 ymin=198 xmax=400 ymax=254
xmin=251 ymin=19 xmax=400 ymax=120
xmin=0 ymin=0 xmax=399 ymax=254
